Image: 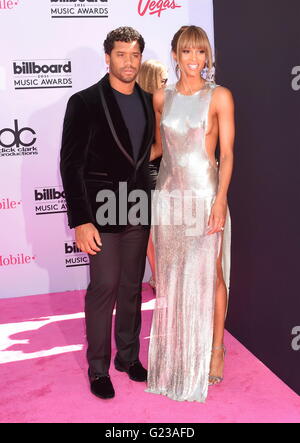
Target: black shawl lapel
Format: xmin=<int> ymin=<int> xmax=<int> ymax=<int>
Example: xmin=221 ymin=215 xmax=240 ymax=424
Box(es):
xmin=98 ymin=74 xmax=135 ymax=166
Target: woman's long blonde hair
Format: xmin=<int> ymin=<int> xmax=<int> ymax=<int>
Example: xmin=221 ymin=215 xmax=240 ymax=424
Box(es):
xmin=137 ymin=60 xmax=167 ymax=94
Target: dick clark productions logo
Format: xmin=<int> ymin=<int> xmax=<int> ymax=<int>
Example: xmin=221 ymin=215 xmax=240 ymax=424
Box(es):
xmin=0 ymin=120 xmax=38 ymax=157
xmin=50 ymin=0 xmax=108 ymax=18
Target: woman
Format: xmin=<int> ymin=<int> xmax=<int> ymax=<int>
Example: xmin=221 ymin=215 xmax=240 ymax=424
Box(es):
xmin=147 ymin=26 xmax=234 ymax=402
xmin=137 ymin=60 xmax=168 ymax=292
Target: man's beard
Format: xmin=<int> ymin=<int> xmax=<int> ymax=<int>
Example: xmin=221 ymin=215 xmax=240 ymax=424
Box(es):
xmin=110 ymin=65 xmax=139 ymax=84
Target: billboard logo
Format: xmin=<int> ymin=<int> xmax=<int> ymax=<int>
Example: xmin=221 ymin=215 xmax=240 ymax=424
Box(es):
xmin=64 ymin=241 xmax=89 ymax=268
xmin=50 ymin=0 xmax=108 ymax=18
xmin=0 ymin=120 xmax=38 ymax=157
xmin=138 ymin=0 xmax=181 ymax=17
xmin=34 ymin=186 xmax=67 ymax=215
xmin=13 ymin=60 xmax=72 ymax=90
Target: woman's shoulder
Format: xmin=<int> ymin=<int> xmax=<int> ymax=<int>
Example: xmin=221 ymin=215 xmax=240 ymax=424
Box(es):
xmin=209 ymin=83 xmax=232 ymax=97
xmin=209 ymin=83 xmax=234 ymax=110
xmin=154 ymin=83 xmax=174 ymax=95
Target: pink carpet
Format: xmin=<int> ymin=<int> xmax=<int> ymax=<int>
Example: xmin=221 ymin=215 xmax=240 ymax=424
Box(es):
xmin=0 ymin=285 xmax=299 ymax=423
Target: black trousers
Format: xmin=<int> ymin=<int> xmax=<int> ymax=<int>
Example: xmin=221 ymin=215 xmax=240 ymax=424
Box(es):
xmin=85 ymin=224 xmax=150 ymax=375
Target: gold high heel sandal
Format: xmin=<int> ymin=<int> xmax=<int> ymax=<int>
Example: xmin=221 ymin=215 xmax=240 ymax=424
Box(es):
xmin=208 ymin=344 xmax=226 ymax=386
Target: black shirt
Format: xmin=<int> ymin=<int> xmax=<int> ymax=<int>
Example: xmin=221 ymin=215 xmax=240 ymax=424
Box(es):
xmin=113 ymin=87 xmax=146 ymax=163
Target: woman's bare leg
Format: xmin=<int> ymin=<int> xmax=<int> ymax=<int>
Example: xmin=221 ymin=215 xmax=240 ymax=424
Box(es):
xmin=147 ymin=232 xmax=156 ymax=284
xmin=209 ymin=233 xmax=228 ymax=383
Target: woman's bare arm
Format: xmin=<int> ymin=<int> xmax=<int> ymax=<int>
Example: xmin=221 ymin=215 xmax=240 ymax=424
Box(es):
xmin=207 ymin=87 xmax=235 ymax=234
xmin=150 ymin=88 xmax=164 ymax=161
xmin=215 ymin=86 xmax=235 ymax=202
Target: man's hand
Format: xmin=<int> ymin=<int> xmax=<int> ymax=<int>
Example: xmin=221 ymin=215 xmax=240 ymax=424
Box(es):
xmin=75 ymin=223 xmax=102 ymax=255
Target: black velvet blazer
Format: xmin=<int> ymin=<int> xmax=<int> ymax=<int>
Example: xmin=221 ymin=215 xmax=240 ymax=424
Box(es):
xmin=60 ymin=74 xmax=155 ymax=232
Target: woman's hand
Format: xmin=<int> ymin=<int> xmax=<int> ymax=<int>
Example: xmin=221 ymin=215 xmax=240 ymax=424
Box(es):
xmin=207 ymin=198 xmax=227 ymax=235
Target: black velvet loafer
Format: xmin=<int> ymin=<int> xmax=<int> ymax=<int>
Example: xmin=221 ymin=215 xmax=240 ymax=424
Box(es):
xmin=114 ymin=357 xmax=147 ymax=382
xmin=88 ymin=370 xmax=115 ymax=399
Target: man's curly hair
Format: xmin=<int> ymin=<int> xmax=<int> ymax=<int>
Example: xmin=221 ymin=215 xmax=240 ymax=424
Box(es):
xmin=104 ymin=27 xmax=145 ymax=55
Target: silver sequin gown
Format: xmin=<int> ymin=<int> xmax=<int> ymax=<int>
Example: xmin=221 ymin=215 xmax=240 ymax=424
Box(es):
xmin=146 ymin=82 xmax=231 ymax=402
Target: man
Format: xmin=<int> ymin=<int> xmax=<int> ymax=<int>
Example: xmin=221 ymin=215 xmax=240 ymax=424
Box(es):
xmin=60 ymin=27 xmax=154 ymax=399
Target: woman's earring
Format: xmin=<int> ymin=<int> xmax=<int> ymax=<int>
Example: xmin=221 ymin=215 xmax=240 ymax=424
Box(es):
xmin=201 ymin=61 xmax=215 ymax=82
xmin=201 ymin=62 xmax=208 ymax=79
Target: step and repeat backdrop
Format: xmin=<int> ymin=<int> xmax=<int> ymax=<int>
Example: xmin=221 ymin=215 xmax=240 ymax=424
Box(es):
xmin=0 ymin=0 xmax=214 ymax=298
